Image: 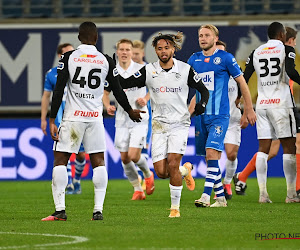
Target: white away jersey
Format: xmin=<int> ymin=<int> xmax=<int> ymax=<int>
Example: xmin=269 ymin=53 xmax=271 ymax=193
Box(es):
xmin=228 ymin=77 xmax=241 ymax=121
xmin=145 ymin=59 xmax=191 ymax=125
xmin=250 ymin=40 xmax=294 ymax=109
xmin=59 ymin=44 xmax=109 ymax=122
xmin=115 ymin=61 xmax=148 ymax=127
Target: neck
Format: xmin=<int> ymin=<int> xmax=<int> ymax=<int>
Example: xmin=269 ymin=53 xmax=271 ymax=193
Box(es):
xmin=119 ymin=60 xmax=131 ymax=70
xmin=159 ymin=58 xmax=174 ymax=69
xmin=203 ymin=46 xmax=217 ymax=56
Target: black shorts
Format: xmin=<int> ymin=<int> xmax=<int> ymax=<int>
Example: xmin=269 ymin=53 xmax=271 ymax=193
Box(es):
xmin=293 ymin=107 xmax=300 ymax=133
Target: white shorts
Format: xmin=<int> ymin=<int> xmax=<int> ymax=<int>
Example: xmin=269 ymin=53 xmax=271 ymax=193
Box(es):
xmin=151 ymin=121 xmax=189 ymax=163
xmin=256 ymin=108 xmax=296 ymax=140
xmin=224 ymin=118 xmax=241 ymax=146
xmin=53 ymin=120 xmax=106 ymax=154
xmin=114 ymin=123 xmax=148 ymax=152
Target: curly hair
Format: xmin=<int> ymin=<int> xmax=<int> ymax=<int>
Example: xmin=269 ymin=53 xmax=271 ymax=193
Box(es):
xmin=152 ymin=31 xmax=184 ymax=51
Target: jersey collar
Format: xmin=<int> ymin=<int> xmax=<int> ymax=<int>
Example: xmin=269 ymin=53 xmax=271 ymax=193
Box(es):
xmin=155 ymin=58 xmax=179 ymax=74
xmin=117 ymin=60 xmax=135 ymax=75
xmin=77 ymin=44 xmax=98 ymax=51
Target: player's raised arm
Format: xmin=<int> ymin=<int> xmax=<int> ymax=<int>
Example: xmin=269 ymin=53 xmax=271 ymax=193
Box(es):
xmin=187 ymin=68 xmax=209 ymax=115
xmin=105 ymin=54 xmax=144 ymax=122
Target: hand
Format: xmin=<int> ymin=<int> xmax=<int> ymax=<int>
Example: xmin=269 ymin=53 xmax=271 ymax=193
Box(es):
xmin=107 ymin=105 xmax=116 ymax=116
xmin=49 ymin=119 xmax=59 ymax=141
xmin=235 ymin=98 xmax=241 ymax=110
xmin=245 ymin=108 xmax=257 ymax=126
xmin=136 ymin=97 xmax=147 ymax=107
xmin=128 ymin=109 xmax=146 ymax=122
xmin=240 ymin=113 xmax=249 ymax=129
xmin=194 ymin=101 xmax=206 ymax=116
xmin=41 ymin=119 xmax=47 ymax=136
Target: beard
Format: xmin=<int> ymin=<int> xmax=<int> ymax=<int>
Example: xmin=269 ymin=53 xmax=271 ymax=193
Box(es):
xmin=200 ymin=42 xmax=214 ymax=51
xmin=158 ymin=54 xmax=172 ymax=63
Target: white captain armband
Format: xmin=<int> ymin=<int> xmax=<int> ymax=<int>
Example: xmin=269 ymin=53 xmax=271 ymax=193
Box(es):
xmin=57 ymin=62 xmax=64 ymax=70
xmin=134 ymin=71 xmax=142 ymax=78
xmin=113 ymin=68 xmax=119 ymax=77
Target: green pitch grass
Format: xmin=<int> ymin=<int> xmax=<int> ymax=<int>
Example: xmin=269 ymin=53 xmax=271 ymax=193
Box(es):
xmin=0 ymin=178 xmax=299 ymax=249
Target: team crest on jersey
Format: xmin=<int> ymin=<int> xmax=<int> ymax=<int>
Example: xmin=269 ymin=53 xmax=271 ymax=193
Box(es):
xmin=58 ymin=62 xmax=64 ymax=70
xmin=134 ymin=71 xmax=142 ymax=78
xmin=104 ymin=81 xmax=109 ymax=87
xmin=175 ymin=73 xmax=181 ymax=79
xmin=213 ymin=125 xmax=223 ymax=137
xmin=289 ymin=52 xmax=296 ymax=60
xmin=113 ymin=68 xmax=119 ymax=77
xmin=213 ymin=57 xmax=221 ymax=65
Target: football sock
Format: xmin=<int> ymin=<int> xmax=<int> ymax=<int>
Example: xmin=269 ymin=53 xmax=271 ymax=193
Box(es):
xmin=169 ymin=184 xmax=182 ymax=210
xmin=296 ymin=154 xmax=300 ymax=191
xmin=239 ymin=153 xmax=257 ymax=182
xmin=74 ymin=157 xmax=86 ymax=181
xmin=214 ymin=168 xmax=225 ymax=197
xmin=122 ymin=161 xmax=143 ymax=192
xmin=203 ymin=160 xmax=219 ymax=196
xmin=224 ymin=158 xmax=238 ymax=184
xmin=66 ymin=160 xmax=73 ymax=185
xmin=256 ymin=152 xmax=268 ymax=196
xmin=92 ymin=166 xmax=108 ymax=213
xmin=283 ymin=154 xmax=297 ymax=198
xmin=135 ymin=155 xmax=151 ymax=178
xmin=52 ymin=165 xmax=68 ymax=211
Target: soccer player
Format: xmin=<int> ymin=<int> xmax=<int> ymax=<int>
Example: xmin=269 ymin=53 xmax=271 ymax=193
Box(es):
xmin=117 ymin=32 xmax=210 ymax=218
xmin=188 ymin=24 xmax=256 ymax=208
xmin=242 ymin=22 xmax=300 ymax=203
xmin=132 ymin=40 xmax=147 ymax=65
xmin=41 ymin=43 xmax=86 ymax=195
xmin=41 ymin=22 xmax=143 ymax=221
xmin=234 ymin=26 xmax=300 ymax=202
xmin=103 ymin=38 xmax=155 ymax=200
xmin=189 ymin=40 xmax=249 ymax=200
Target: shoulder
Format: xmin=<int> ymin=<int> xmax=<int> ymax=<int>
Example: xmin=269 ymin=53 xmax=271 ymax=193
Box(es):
xmin=188 ymin=52 xmax=202 ymax=60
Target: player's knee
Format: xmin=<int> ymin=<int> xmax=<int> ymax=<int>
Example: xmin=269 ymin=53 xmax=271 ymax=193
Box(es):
xmin=226 ymin=151 xmax=237 ymax=161
xmin=76 ymin=152 xmax=86 ymax=162
xmin=296 ymin=140 xmax=300 ymax=153
xmin=155 ymin=170 xmax=168 ymax=179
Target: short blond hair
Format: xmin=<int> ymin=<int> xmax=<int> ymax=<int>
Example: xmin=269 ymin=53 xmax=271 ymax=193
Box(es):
xmin=133 ymin=40 xmax=145 ymax=50
xmin=199 ymin=24 xmax=219 ymax=37
xmin=116 ymin=38 xmax=133 ymax=49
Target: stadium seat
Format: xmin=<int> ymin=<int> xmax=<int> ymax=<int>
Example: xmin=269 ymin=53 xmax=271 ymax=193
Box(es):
xmin=147 ymin=0 xmax=173 ymax=16
xmin=123 ymin=0 xmax=144 ymax=17
xmin=183 ymin=0 xmax=204 ymax=16
xmin=2 ymin=0 xmax=23 ymax=18
xmin=208 ymin=0 xmax=234 ymax=15
xmin=89 ymin=0 xmax=113 ymax=17
xmin=243 ymin=0 xmax=265 ymax=15
xmin=62 ymin=0 xmax=83 ymax=17
xmin=269 ymin=1 xmax=294 ymax=14
xmin=29 ymin=0 xmax=54 ymax=18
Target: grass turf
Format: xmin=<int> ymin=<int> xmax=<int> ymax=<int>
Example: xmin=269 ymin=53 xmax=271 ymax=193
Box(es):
xmin=0 ymin=178 xmax=299 ymax=249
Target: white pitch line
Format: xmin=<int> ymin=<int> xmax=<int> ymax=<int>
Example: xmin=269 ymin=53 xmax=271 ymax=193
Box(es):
xmin=0 ymin=232 xmax=88 ymax=249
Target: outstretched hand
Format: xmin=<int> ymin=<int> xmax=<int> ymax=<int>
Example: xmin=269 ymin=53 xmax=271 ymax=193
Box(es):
xmin=128 ymin=109 xmax=146 ymax=122
xmin=194 ymin=101 xmax=206 ymax=116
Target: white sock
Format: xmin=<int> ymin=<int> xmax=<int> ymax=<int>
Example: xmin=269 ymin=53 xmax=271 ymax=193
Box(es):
xmin=169 ymin=184 xmax=183 ymax=210
xmin=66 ymin=160 xmax=72 ymax=185
xmin=224 ymin=158 xmax=238 ymax=184
xmin=52 ymin=165 xmax=68 ymax=211
xmin=122 ymin=161 xmax=142 ymax=192
xmin=256 ymin=152 xmax=269 ymax=196
xmin=93 ymin=166 xmax=108 ymax=213
xmin=283 ymin=154 xmax=297 ymax=198
xmin=136 ymin=155 xmax=151 ymax=178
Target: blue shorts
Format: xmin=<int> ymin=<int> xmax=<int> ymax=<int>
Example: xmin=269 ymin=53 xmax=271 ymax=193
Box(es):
xmin=195 ymin=114 xmax=230 ymax=156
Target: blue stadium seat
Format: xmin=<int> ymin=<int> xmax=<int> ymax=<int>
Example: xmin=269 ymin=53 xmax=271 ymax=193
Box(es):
xmin=62 ymin=0 xmax=83 ymax=17
xmin=147 ymin=0 xmax=173 ymax=16
xmin=269 ymin=1 xmax=294 ymax=14
xmin=183 ymin=0 xmax=204 ymax=16
xmin=243 ymin=0 xmax=265 ymax=14
xmin=123 ymin=0 xmax=144 ymax=17
xmin=30 ymin=0 xmax=54 ymax=18
xmin=89 ymin=0 xmax=113 ymax=17
xmin=2 ymin=0 xmax=23 ymax=18
xmin=209 ymin=0 xmax=234 ymax=15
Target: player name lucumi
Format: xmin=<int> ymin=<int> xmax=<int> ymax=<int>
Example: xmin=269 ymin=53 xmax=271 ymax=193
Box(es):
xmin=75 ymin=93 xmax=95 ymax=99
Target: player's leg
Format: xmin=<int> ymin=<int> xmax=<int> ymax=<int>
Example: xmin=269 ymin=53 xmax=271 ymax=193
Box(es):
xmin=72 ymin=146 xmax=86 ymax=194
xmin=293 ymin=107 xmax=300 ymax=196
xmin=83 ymin=121 xmax=107 ymax=220
xmin=167 ymin=153 xmax=183 ymax=218
xmin=152 ymin=131 xmax=169 ymax=179
xmin=116 ymin=127 xmax=144 ymax=200
xmin=66 ymin=160 xmax=74 ymax=194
